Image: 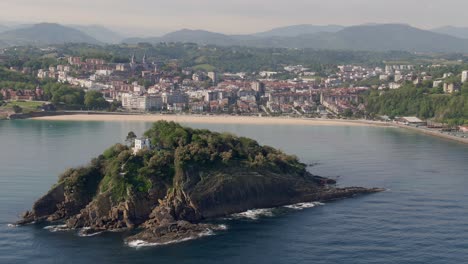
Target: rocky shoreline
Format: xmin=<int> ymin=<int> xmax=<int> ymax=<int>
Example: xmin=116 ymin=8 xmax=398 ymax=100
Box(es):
xmin=17 ymin=185 xmax=383 ymax=246
xmin=16 ymin=121 xmax=384 ymax=246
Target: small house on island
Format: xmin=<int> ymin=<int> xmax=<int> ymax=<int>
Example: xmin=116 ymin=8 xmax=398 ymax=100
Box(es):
xmin=397 ymin=117 xmax=427 ymax=126
xmin=133 ymin=138 xmax=151 ymax=154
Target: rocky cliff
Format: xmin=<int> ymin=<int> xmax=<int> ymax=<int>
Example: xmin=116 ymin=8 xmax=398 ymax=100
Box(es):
xmin=18 ymin=121 xmax=383 ymax=244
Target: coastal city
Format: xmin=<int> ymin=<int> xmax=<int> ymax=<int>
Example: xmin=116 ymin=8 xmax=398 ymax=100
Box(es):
xmin=1 ymin=51 xmax=468 ymax=143
xmin=2 ymin=1 xmax=468 ymax=263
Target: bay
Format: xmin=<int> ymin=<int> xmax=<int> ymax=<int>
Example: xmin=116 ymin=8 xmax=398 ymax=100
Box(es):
xmin=0 ymin=120 xmax=467 ymax=264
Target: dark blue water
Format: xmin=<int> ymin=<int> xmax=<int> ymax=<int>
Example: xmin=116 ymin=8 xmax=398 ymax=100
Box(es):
xmin=1 ymin=120 xmax=467 ymax=264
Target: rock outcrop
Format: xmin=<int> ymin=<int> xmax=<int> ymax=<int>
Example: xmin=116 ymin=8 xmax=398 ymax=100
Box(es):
xmin=18 ymin=121 xmax=383 ymax=244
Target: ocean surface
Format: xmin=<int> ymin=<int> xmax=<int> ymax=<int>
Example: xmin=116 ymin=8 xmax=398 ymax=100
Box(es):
xmin=0 ymin=120 xmax=467 ymax=264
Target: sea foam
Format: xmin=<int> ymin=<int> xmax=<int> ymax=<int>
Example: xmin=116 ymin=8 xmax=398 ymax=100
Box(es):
xmin=230 ymin=208 xmax=275 ymax=220
xmin=283 ymin=202 xmax=324 ymax=210
xmin=43 ymin=224 xmax=69 ymax=232
xmin=127 ymin=227 xmax=217 ymax=248
xmin=78 ymin=227 xmax=104 ymax=237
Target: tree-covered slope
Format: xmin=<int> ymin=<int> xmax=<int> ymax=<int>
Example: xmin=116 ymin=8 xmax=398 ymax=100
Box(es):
xmin=365 ymin=83 xmax=468 ymax=125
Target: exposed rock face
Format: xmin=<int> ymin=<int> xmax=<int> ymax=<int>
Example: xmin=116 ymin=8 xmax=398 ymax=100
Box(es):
xmin=17 ymin=121 xmax=384 ymax=245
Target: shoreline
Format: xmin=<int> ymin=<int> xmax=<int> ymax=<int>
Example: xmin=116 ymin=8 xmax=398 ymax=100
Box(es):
xmin=393 ymin=123 xmax=468 ymax=145
xmin=22 ymin=113 xmax=468 ymax=145
xmin=30 ymin=113 xmax=391 ymax=127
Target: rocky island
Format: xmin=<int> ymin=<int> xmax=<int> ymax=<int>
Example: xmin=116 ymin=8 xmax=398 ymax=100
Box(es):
xmin=18 ymin=121 xmax=383 ymax=245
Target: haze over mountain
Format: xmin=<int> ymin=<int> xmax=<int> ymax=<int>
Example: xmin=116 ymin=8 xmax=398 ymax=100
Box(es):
xmin=0 ymin=23 xmax=100 ymax=46
xmin=431 ymin=26 xmax=468 ymax=40
xmin=1 ymin=22 xmax=468 ymax=53
xmin=254 ymin=24 xmax=344 ymax=37
xmin=69 ymin=24 xmax=124 ymax=44
xmin=123 ymin=24 xmax=468 ymax=53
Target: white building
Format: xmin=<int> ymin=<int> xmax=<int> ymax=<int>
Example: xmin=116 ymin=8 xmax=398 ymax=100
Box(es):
xmin=394 ymin=74 xmax=403 ymax=82
xmin=433 ymin=80 xmax=443 ymax=88
xmin=207 ymin=72 xmax=218 ymax=84
xmin=379 ymin=74 xmax=389 ymax=81
xmin=122 ymin=93 xmax=163 ymax=111
xmin=389 ymin=83 xmax=401 ymax=89
xmin=134 ymin=138 xmax=151 ymax=154
xmin=462 ymin=71 xmax=468 ymax=83
xmin=443 ymin=83 xmax=460 ymax=94
xmin=259 ymin=71 xmax=278 ymax=78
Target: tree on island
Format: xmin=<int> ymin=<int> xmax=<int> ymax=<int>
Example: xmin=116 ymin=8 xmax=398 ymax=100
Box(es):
xmin=126 ymin=131 xmax=137 ymax=146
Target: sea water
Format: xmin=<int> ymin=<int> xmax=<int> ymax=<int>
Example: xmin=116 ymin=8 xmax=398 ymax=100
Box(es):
xmin=0 ymin=120 xmax=467 ymax=264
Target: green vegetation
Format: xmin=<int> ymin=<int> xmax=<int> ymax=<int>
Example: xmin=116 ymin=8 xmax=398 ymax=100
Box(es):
xmin=192 ymin=64 xmax=216 ymax=72
xmin=365 ymin=82 xmax=468 ymax=125
xmin=58 ymin=158 xmax=104 ymax=203
xmin=0 ymin=67 xmax=38 ymax=91
xmin=0 ymin=101 xmax=44 ymax=114
xmin=84 ymin=90 xmax=109 ymax=110
xmin=1 ymin=43 xmax=421 ymax=74
xmin=59 ymin=121 xmax=308 ymax=202
xmin=144 ymin=121 xmax=306 ymax=173
xmin=0 ymin=67 xmax=111 ymax=111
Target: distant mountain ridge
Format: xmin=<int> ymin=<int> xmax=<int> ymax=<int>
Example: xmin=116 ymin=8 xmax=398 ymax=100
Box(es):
xmin=0 ymin=23 xmax=100 ymax=46
xmin=254 ymin=24 xmax=344 ymax=37
xmin=69 ymin=24 xmax=124 ymax=44
xmin=431 ymin=26 xmax=468 ymax=39
xmin=2 ymin=22 xmax=468 ymax=53
xmin=123 ymin=24 xmax=468 ymax=53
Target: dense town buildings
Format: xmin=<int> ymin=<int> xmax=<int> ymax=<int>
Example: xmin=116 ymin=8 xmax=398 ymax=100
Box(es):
xmin=3 ymin=54 xmax=467 ymax=118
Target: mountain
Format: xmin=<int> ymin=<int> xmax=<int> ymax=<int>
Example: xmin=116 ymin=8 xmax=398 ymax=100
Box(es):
xmin=161 ymin=29 xmax=238 ymax=45
xmin=254 ymin=24 xmax=344 ymax=37
xmin=298 ymin=24 xmax=468 ymax=53
xmin=1 ymin=22 xmax=467 ymax=53
xmin=123 ymin=29 xmax=240 ymax=46
xmin=0 ymin=23 xmax=100 ymax=47
xmin=70 ymin=24 xmax=123 ymax=44
xmin=17 ymin=121 xmax=382 ymax=244
xmin=123 ymin=24 xmax=468 ymax=53
xmin=432 ymin=26 xmax=468 ymax=39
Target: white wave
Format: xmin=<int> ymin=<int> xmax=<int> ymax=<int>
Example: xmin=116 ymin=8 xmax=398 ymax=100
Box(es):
xmin=78 ymin=228 xmax=104 ymax=237
xmin=44 ymin=224 xmax=69 ymax=232
xmin=7 ymin=224 xmax=17 ymax=228
xmin=230 ymin=208 xmax=275 ymax=220
xmin=216 ymin=224 xmax=228 ymax=230
xmin=127 ymin=228 xmax=216 ymax=248
xmin=284 ymin=202 xmax=324 ymax=210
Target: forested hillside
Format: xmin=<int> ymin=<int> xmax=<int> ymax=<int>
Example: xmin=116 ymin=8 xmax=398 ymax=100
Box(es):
xmin=365 ymin=83 xmax=468 ymax=125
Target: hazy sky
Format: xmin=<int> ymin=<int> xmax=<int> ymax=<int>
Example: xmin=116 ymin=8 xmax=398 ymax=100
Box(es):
xmin=1 ymin=0 xmax=467 ymax=36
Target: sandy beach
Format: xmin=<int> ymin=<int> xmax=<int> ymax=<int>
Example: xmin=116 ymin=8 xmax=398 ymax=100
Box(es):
xmin=31 ymin=114 xmax=391 ymax=127
xmin=29 ymin=113 xmax=468 ymax=144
